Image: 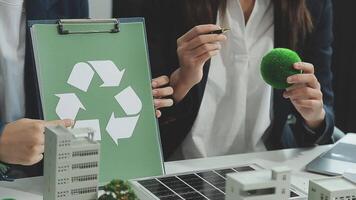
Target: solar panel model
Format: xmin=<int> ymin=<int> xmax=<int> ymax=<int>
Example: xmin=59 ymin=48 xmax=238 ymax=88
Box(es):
xmin=130 ymin=164 xmax=307 ymax=200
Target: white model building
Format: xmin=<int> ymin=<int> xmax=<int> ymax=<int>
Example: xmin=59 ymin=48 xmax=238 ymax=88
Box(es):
xmin=226 ymin=167 xmax=291 ymax=200
xmin=309 ymin=176 xmax=356 ymax=200
xmin=44 ymin=125 xmax=100 ymax=200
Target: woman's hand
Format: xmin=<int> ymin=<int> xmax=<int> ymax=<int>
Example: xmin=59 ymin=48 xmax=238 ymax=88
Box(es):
xmin=152 ymin=76 xmax=174 ymax=118
xmin=0 ymin=119 xmax=73 ymax=165
xmin=283 ymin=62 xmax=326 ymax=129
xmin=171 ymin=24 xmax=227 ymax=102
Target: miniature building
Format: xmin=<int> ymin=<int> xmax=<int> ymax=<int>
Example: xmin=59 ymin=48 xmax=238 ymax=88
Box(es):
xmin=44 ymin=126 xmax=100 ymax=200
xmin=309 ymin=176 xmax=356 ymax=200
xmin=226 ymin=167 xmax=291 ymax=200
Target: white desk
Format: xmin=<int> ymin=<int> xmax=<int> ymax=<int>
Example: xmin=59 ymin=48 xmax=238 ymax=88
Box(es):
xmin=0 ymin=145 xmax=331 ymax=199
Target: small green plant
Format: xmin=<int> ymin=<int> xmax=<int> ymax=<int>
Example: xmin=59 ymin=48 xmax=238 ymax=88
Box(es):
xmin=99 ymin=179 xmax=138 ymax=200
xmin=0 ymin=163 xmax=8 ymax=174
xmin=0 ymin=163 xmax=11 ymax=181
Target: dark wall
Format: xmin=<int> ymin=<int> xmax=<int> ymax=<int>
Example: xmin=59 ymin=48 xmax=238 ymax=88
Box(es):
xmin=332 ymin=0 xmax=356 ymax=133
xmin=113 ymin=0 xmax=146 ymax=18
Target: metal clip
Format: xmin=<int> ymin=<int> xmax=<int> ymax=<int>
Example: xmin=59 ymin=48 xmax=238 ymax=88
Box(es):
xmin=58 ymin=19 xmax=120 ymax=35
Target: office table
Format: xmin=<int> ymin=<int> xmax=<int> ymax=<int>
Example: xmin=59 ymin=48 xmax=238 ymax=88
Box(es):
xmin=0 ymin=145 xmax=331 ymax=199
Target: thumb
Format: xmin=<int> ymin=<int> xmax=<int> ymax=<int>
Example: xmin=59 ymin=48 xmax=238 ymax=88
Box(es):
xmin=45 ymin=119 xmax=74 ymax=128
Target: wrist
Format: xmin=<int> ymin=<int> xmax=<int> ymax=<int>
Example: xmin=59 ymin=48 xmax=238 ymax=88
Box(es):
xmin=170 ymin=68 xmax=198 ymax=102
xmin=305 ymin=109 xmax=326 ymax=130
xmin=179 ymin=67 xmax=202 ymax=87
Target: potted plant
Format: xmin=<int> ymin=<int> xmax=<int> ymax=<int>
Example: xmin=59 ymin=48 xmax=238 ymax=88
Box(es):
xmin=99 ymin=179 xmax=138 ymax=200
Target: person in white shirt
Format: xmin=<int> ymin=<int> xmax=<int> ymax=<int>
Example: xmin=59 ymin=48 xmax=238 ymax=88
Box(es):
xmin=145 ymin=0 xmax=334 ymax=160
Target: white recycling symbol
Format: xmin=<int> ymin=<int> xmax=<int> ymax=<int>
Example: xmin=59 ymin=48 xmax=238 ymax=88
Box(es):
xmin=55 ymin=60 xmax=142 ymax=145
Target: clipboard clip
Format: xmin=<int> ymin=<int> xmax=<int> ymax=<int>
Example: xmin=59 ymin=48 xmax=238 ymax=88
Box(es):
xmin=58 ymin=19 xmax=120 ymax=35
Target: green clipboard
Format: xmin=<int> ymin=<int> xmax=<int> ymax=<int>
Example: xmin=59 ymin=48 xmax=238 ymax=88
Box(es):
xmin=30 ymin=18 xmax=165 ymax=183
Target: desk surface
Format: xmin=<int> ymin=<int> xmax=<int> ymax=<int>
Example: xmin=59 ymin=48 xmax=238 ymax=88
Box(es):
xmin=0 ymin=145 xmax=331 ymax=199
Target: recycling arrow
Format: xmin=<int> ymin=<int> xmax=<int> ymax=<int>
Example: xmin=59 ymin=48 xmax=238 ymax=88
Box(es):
xmin=55 ymin=93 xmax=85 ymax=120
xmin=115 ymin=86 xmax=142 ymax=115
xmin=106 ymin=113 xmax=140 ymax=145
xmin=55 ymin=60 xmax=143 ymax=145
xmin=88 ymin=60 xmax=125 ymax=87
xmin=67 ymin=62 xmax=95 ymax=92
xmin=106 ymin=86 xmax=142 ymax=145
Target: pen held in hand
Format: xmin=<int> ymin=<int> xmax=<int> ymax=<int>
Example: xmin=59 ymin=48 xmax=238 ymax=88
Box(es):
xmin=209 ymin=28 xmax=230 ymax=35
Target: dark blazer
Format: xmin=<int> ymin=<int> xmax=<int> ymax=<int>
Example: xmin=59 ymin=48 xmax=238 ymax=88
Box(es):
xmin=5 ymin=0 xmax=88 ymax=178
xmin=25 ymin=0 xmax=89 ymax=120
xmin=143 ymin=0 xmax=335 ymax=160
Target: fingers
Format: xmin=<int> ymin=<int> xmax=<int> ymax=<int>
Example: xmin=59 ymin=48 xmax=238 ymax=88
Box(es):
xmin=176 ymin=25 xmax=227 ymax=89
xmin=197 ymin=50 xmax=220 ymax=64
xmin=23 ymin=153 xmax=43 ymax=166
xmin=287 ymin=62 xmax=319 ymax=89
xmin=153 ymin=87 xmax=174 ymax=98
xmin=27 ymin=132 xmax=45 ymax=146
xmin=287 ymin=74 xmax=320 ymax=89
xmin=28 ymin=145 xmax=44 ymax=158
xmin=152 ymin=75 xmax=174 ymax=118
xmin=177 ymin=25 xmax=226 ymax=64
xmin=293 ymin=62 xmax=314 ymax=74
xmin=21 ymin=119 xmax=72 ymax=166
xmin=32 ymin=154 xmax=44 ymax=165
xmin=185 ymin=35 xmax=226 ymax=51
xmin=177 ymin=24 xmax=221 ymax=44
xmin=156 ymin=110 xmax=162 ymax=118
xmin=24 ymin=119 xmax=72 ymax=145
xmin=18 ymin=145 xmax=44 ymax=166
xmin=284 ymin=87 xmax=323 ymax=101
xmin=284 ymin=72 xmax=325 ymax=126
xmin=177 ymin=41 xmax=224 ymax=66
xmin=152 ymin=76 xmax=169 ymax=88
xmin=190 ymin=43 xmax=222 ymax=58
xmin=154 ymin=99 xmax=174 ymax=109
xmin=29 ymin=120 xmax=46 ymax=133
xmin=45 ymin=119 xmax=74 ymax=128
xmin=152 ymin=75 xmax=174 ymax=98
xmin=285 ymin=83 xmax=306 ymax=92
xmin=292 ymin=99 xmax=323 ymax=109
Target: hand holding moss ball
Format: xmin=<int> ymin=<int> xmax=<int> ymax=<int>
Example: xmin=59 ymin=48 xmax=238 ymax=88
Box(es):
xmin=261 ymin=49 xmax=326 ymax=130
xmin=261 ymin=48 xmax=303 ymax=89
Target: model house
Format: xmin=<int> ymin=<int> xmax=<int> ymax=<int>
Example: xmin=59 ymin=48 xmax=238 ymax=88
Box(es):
xmin=43 ymin=125 xmax=100 ymax=200
xmin=226 ymin=167 xmax=291 ymax=200
xmin=309 ymin=175 xmax=356 ymax=200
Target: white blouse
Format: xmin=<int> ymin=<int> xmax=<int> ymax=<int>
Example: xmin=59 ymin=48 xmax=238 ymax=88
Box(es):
xmin=171 ymin=0 xmax=275 ymax=160
xmin=0 ymin=0 xmax=26 ymax=123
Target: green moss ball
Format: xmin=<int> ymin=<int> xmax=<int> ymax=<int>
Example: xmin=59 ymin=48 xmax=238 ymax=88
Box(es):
xmin=261 ymin=48 xmax=302 ymax=89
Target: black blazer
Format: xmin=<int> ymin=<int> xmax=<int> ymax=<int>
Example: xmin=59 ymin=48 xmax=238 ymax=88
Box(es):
xmin=143 ymin=0 xmax=335 ymax=160
xmin=7 ymin=0 xmax=88 ymax=178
